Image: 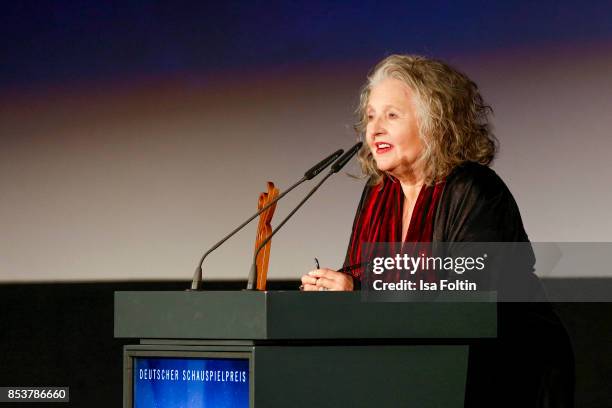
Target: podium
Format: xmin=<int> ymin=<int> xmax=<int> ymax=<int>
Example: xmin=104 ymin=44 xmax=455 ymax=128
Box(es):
xmin=115 ymin=290 xmax=496 ymax=407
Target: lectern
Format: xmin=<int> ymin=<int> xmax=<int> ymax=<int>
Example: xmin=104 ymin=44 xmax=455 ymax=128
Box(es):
xmin=114 ymin=291 xmax=496 ymax=407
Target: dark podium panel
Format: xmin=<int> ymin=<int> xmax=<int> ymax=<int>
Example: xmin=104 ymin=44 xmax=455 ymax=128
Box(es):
xmin=115 ymin=291 xmax=496 ymax=408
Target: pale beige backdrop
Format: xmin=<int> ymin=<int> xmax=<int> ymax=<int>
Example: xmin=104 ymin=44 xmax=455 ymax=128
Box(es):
xmin=1 ymin=44 xmax=611 ymax=282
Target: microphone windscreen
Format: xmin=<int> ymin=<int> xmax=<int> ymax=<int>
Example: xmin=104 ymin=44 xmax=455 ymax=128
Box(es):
xmin=331 ymin=142 xmax=363 ymax=173
xmin=304 ymin=149 xmax=344 ymax=180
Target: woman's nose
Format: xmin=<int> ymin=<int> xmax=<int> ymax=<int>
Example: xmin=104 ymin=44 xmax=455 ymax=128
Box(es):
xmin=369 ymin=116 xmax=385 ymax=138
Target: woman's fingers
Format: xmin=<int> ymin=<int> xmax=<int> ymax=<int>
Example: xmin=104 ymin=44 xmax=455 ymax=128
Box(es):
xmin=315 ymin=276 xmax=335 ymax=290
xmin=301 ymin=268 xmax=354 ymax=291
xmin=308 ymin=269 xmax=331 ymax=278
xmin=301 ymin=274 xmax=318 ymax=285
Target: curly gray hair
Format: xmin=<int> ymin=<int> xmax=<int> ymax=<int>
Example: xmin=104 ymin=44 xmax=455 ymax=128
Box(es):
xmin=355 ymin=54 xmax=497 ymax=185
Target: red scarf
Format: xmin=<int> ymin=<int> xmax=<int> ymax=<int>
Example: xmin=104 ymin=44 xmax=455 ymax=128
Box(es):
xmin=345 ymin=176 xmax=445 ymax=281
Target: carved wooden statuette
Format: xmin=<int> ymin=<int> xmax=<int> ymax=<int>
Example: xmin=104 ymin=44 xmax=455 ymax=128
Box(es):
xmin=253 ymin=182 xmax=279 ymax=290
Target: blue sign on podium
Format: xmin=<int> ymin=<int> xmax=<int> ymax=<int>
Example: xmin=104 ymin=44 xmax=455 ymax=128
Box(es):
xmin=134 ymin=357 xmax=249 ymax=408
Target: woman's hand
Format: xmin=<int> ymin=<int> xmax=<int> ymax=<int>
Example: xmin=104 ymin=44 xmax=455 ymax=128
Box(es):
xmin=300 ymin=268 xmax=354 ymax=291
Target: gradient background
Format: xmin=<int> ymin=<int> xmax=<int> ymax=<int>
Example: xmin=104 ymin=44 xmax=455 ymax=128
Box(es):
xmin=1 ymin=1 xmax=611 ymax=283
xmin=2 ymin=3 xmax=612 ymax=407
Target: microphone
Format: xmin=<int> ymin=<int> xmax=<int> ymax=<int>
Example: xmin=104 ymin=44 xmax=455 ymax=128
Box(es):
xmin=189 ymin=148 xmax=344 ymax=290
xmin=331 ymin=142 xmax=363 ymax=173
xmin=246 ymin=142 xmax=363 ymax=290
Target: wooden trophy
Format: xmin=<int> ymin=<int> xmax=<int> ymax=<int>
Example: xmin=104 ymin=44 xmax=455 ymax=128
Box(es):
xmin=253 ymin=182 xmax=279 ymax=290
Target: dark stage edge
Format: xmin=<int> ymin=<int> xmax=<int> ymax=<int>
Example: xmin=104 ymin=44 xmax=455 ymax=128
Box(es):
xmin=0 ymin=279 xmax=611 ymax=408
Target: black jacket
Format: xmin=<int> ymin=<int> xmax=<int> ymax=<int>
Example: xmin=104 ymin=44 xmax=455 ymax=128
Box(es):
xmin=349 ymin=162 xmax=574 ymax=407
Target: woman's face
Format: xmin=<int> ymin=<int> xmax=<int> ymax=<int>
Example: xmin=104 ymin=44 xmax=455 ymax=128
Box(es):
xmin=365 ymin=77 xmax=424 ymax=181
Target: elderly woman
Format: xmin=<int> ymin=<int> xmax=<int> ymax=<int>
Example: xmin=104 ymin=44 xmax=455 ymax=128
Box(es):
xmin=301 ymin=55 xmax=510 ymax=291
xmin=300 ymin=55 xmax=574 ymax=407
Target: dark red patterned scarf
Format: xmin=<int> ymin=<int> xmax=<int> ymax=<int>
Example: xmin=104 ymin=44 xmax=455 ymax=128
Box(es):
xmin=345 ymin=176 xmax=446 ymax=281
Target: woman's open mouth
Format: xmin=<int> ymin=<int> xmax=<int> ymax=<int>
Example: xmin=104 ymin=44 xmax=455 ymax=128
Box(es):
xmin=375 ymin=142 xmax=393 ymax=154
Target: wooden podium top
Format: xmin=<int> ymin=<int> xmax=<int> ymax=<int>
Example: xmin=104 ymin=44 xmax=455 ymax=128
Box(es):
xmin=114 ymin=290 xmax=496 ymax=340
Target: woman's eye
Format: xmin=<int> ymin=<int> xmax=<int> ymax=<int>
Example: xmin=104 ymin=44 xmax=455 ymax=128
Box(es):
xmin=388 ymin=112 xmax=398 ymax=119
xmin=366 ymin=115 xmax=374 ymax=121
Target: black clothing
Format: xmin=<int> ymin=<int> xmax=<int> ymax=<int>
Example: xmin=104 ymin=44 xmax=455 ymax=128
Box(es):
xmin=348 ymin=162 xmax=575 ymax=407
